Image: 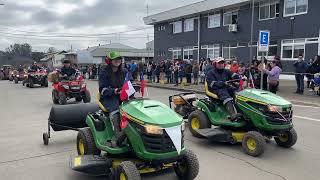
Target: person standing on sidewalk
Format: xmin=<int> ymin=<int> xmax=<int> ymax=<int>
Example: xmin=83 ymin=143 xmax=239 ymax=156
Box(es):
xmin=261 ymin=60 xmax=282 ymax=94
xmin=192 ymin=62 xmax=200 ymax=85
xmin=173 ymin=61 xmax=179 ymax=86
xmin=294 ymin=55 xmax=308 ymax=94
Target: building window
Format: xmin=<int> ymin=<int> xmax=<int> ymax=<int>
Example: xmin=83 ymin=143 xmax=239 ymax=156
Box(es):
xmin=184 ymin=18 xmax=194 ymax=32
xmin=157 ymin=25 xmax=165 ymax=31
xmin=207 ymin=44 xmax=220 ymax=59
xmin=183 ymin=46 xmax=194 ymax=60
xmin=223 ymin=10 xmax=238 ymax=26
xmin=208 ymin=14 xmax=221 ymax=28
xmin=284 ymin=0 xmax=308 ymax=17
xmin=222 ymin=43 xmax=237 ymax=60
xmin=281 ymin=39 xmax=305 ymax=60
xmin=172 ymin=47 xmax=182 ymax=59
xmin=173 ymin=21 xmax=182 ymax=34
xmin=259 ymin=0 xmax=280 ymax=20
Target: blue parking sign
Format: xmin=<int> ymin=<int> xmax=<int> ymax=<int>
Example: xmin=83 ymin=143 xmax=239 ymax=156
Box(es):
xmin=258 ymin=30 xmax=270 ymax=52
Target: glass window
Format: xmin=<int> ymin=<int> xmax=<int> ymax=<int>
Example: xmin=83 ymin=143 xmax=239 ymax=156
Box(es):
xmin=207 ymin=44 xmax=220 ymax=59
xmin=173 ymin=21 xmax=182 ymax=34
xmin=222 ymin=44 xmax=237 ymax=60
xmin=223 ymin=47 xmax=230 ymax=59
xmin=281 ymin=38 xmax=306 ymax=60
xmin=183 ymin=47 xmax=194 ymax=60
xmin=259 ymin=0 xmax=280 ymax=20
xmin=283 ymin=46 xmax=293 ymax=58
xmin=284 ymin=0 xmax=308 ymax=16
xmin=172 ymin=47 xmax=182 ymax=59
xmin=208 ymin=14 xmax=221 ymax=28
xmin=223 ymin=10 xmax=238 ymax=26
xmin=293 ymin=45 xmax=304 ymax=58
xmin=184 ymin=18 xmax=194 ymax=32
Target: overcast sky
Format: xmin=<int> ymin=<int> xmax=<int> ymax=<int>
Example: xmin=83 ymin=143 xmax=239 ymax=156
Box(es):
xmin=0 ymin=0 xmax=200 ymax=52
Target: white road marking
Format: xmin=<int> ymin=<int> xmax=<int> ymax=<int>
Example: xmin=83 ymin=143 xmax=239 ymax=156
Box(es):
xmin=293 ymin=104 xmax=320 ymax=109
xmin=294 ymin=115 xmax=320 ymax=122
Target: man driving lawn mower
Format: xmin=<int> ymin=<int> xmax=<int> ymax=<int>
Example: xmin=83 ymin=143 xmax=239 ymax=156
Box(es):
xmin=98 ymin=51 xmax=126 ymax=147
xmin=206 ymin=57 xmax=242 ymax=121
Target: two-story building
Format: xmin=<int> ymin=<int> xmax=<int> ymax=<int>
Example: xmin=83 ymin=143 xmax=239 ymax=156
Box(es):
xmin=144 ymin=0 xmax=319 ymax=72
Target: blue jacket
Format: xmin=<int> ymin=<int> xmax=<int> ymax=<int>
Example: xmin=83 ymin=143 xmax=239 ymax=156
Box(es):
xmin=294 ymin=60 xmax=308 ymax=74
xmin=206 ymin=68 xmax=239 ymax=91
xmin=98 ymin=67 xmax=126 ymax=112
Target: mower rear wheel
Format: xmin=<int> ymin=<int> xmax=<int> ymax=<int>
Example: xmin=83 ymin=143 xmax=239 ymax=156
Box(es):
xmin=274 ymin=128 xmax=297 ymax=148
xmin=188 ymin=110 xmax=211 ymax=138
xmin=242 ymin=131 xmax=266 ymax=157
xmin=43 ymin=132 xmax=49 ymax=145
xmin=114 ymin=161 xmax=141 ymax=180
xmin=52 ymin=90 xmax=59 ymax=104
xmin=58 ymin=92 xmax=67 ymax=105
xmin=83 ymin=90 xmax=91 ymax=103
xmin=77 ymin=128 xmax=101 ymax=155
xmin=174 ymin=149 xmax=199 ymax=180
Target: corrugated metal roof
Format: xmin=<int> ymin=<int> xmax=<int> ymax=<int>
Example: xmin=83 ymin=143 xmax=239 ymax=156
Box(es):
xmin=143 ymin=0 xmax=250 ymax=25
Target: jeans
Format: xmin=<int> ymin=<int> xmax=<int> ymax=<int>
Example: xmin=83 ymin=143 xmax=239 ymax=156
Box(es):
xmin=295 ymin=74 xmax=305 ymax=93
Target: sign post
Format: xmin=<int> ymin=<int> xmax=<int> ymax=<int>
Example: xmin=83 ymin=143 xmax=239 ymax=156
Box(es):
xmin=258 ymin=30 xmax=270 ymax=89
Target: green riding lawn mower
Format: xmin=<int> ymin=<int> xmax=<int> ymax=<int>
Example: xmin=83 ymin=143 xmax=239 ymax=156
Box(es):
xmin=169 ymin=82 xmax=297 ymax=157
xmin=69 ymin=89 xmax=199 ymax=179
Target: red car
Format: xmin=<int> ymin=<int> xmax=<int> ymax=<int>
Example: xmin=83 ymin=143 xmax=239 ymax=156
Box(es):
xmin=52 ymin=75 xmax=91 ymax=105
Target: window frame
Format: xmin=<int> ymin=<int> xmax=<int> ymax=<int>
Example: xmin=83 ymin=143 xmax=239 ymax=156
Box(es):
xmin=183 ymin=46 xmax=194 ymax=60
xmin=206 ymin=44 xmax=220 ymax=59
xmin=222 ymin=44 xmax=237 ymax=60
xmin=259 ymin=0 xmax=280 ymax=21
xmin=223 ymin=9 xmax=238 ymax=26
xmin=257 ymin=41 xmax=278 ymax=60
xmin=281 ymin=38 xmax=306 ymax=60
xmin=172 ymin=47 xmax=182 ymax=59
xmin=208 ymin=13 xmax=221 ymax=28
xmin=172 ymin=21 xmax=182 ymax=34
xmin=283 ymin=0 xmax=308 ymax=17
xmin=184 ymin=18 xmax=194 ymax=32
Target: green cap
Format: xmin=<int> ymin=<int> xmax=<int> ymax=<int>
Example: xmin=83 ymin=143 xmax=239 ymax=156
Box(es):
xmin=109 ymin=51 xmax=121 ymax=60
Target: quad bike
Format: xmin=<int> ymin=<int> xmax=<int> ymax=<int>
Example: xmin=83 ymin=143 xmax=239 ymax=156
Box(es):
xmin=311 ymin=73 xmax=320 ymax=96
xmin=14 ymin=71 xmax=27 ymax=84
xmin=70 ymin=85 xmax=199 ymax=180
xmin=8 ymin=70 xmax=15 ymax=81
xmin=52 ymin=75 xmax=91 ymax=105
xmin=170 ymin=81 xmax=297 ymax=157
xmin=25 ymin=70 xmax=48 ymax=88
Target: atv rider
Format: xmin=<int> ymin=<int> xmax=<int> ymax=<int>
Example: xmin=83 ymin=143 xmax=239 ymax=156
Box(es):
xmin=99 ymin=51 xmax=126 ymax=147
xmin=17 ymin=65 xmax=24 ymax=73
xmin=206 ymin=58 xmax=242 ymax=121
xmin=28 ymin=62 xmax=40 ymax=72
xmin=60 ymin=60 xmax=76 ymax=79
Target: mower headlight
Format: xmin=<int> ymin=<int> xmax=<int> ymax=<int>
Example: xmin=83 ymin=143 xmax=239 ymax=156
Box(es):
xmin=81 ymin=83 xmax=86 ymax=88
xmin=181 ymin=121 xmax=185 ymax=131
xmin=268 ymin=105 xmax=282 ymax=112
xmin=144 ymin=125 xmax=163 ymax=135
xmin=62 ymin=85 xmax=69 ymax=89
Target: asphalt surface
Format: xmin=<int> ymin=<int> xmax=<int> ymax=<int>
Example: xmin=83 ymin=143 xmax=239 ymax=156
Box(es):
xmin=0 ymin=80 xmax=320 ymax=180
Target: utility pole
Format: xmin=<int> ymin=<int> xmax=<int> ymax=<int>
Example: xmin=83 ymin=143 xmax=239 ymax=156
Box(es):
xmin=249 ymin=0 xmax=255 ymax=86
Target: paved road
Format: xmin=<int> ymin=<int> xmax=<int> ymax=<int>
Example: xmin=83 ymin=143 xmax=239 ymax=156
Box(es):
xmin=0 ymin=80 xmax=319 ymax=180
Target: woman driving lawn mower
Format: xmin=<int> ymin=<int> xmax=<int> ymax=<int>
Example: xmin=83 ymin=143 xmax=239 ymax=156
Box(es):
xmin=99 ymin=51 xmax=127 ymax=147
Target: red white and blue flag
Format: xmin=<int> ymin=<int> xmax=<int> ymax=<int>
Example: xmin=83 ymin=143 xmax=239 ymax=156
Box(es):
xmin=248 ymin=72 xmax=255 ymax=88
xmin=120 ymin=73 xmax=136 ymax=102
xmin=239 ymin=75 xmax=244 ymax=90
xmin=140 ymin=72 xmax=145 ymax=97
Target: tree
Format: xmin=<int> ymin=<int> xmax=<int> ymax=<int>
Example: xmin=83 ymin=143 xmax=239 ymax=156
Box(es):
xmin=5 ymin=43 xmax=32 ymax=57
xmin=31 ymin=52 xmax=45 ymax=62
xmin=47 ymin=47 xmax=57 ymax=54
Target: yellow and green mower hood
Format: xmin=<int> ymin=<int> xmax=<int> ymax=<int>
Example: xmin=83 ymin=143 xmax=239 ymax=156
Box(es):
xmin=120 ymin=99 xmax=183 ymax=128
xmin=236 ymin=89 xmax=292 ymax=107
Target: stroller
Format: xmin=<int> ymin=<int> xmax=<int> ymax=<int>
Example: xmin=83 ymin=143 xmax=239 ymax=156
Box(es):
xmin=311 ymin=73 xmax=320 ymax=96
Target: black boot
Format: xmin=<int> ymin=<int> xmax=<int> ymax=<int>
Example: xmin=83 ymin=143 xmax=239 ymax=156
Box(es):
xmin=225 ymin=101 xmax=242 ymax=122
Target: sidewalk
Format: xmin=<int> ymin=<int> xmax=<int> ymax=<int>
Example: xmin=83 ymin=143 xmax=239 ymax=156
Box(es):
xmin=141 ymin=79 xmax=320 ymax=107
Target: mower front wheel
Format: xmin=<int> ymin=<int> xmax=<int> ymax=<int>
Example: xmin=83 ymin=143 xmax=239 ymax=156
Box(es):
xmin=114 ymin=161 xmax=141 ymax=180
xmin=242 ymin=131 xmax=266 ymax=157
xmin=188 ymin=110 xmax=211 ymax=138
xmin=274 ymin=128 xmax=297 ymax=148
xmin=77 ymin=128 xmax=101 ymax=155
xmin=83 ymin=90 xmax=91 ymax=103
xmin=174 ymin=149 xmax=199 ymax=180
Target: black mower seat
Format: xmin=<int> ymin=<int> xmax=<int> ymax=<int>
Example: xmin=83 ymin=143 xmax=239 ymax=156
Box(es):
xmin=96 ymin=93 xmax=109 ymax=113
xmin=204 ymin=82 xmax=219 ymax=100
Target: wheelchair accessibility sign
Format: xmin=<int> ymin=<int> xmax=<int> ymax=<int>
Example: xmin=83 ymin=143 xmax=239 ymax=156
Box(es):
xmin=258 ymin=30 xmax=270 ymax=52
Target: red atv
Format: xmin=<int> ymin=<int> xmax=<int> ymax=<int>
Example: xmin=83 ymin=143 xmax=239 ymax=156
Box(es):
xmin=14 ymin=71 xmax=27 ymax=84
xmin=25 ymin=69 xmax=48 ymax=88
xmin=52 ymin=75 xmax=91 ymax=105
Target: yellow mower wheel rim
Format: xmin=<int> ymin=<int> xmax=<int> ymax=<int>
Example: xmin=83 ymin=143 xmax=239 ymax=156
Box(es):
xmin=278 ymin=134 xmax=289 ymax=142
xmin=120 ymin=173 xmax=126 ymax=180
xmin=247 ymin=138 xmax=257 ymax=151
xmin=191 ymin=118 xmax=200 ymax=130
xmin=78 ymin=139 xmax=85 ymax=155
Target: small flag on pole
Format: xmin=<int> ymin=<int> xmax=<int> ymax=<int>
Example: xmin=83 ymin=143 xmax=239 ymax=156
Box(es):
xmin=120 ymin=73 xmax=136 ymax=101
xmin=140 ymin=72 xmax=145 ymax=97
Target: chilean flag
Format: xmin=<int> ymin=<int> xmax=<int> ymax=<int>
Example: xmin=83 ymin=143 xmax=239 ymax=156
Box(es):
xmin=140 ymin=72 xmax=145 ymax=97
xmin=120 ymin=73 xmax=136 ymax=102
xmin=239 ymin=75 xmax=244 ymax=90
xmin=248 ymin=72 xmax=255 ymax=88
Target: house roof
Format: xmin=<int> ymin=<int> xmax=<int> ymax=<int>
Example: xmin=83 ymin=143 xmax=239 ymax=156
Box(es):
xmin=143 ymin=0 xmax=250 ymax=25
